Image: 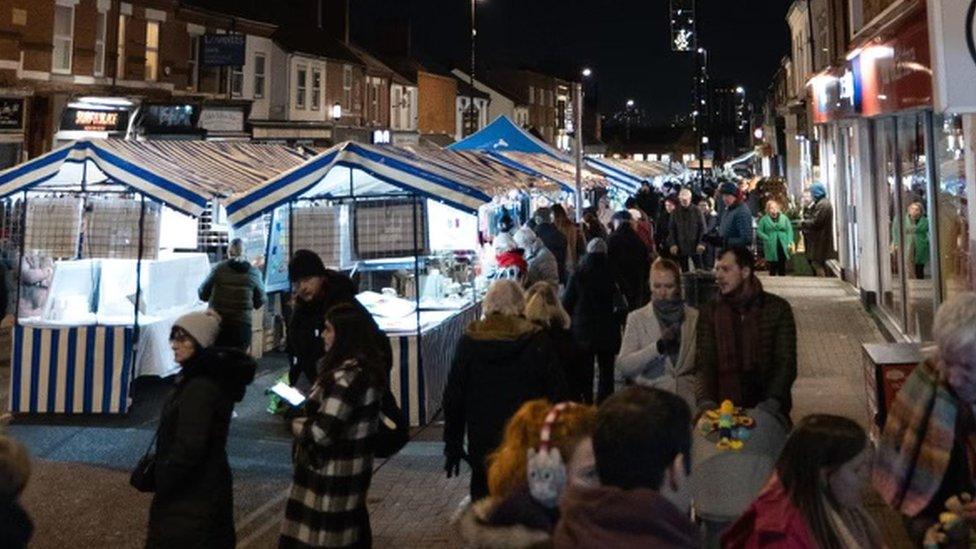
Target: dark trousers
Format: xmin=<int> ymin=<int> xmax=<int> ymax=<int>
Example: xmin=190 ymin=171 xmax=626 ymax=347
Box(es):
xmin=914 ymin=263 xmax=926 ymax=279
xmin=677 ymin=254 xmax=703 ymax=273
xmin=470 ymin=460 xmax=489 ymax=500
xmin=215 ymin=321 xmax=252 ymax=351
xmin=768 ymin=244 xmax=787 ymax=276
xmin=579 ymin=351 xmax=616 ymax=404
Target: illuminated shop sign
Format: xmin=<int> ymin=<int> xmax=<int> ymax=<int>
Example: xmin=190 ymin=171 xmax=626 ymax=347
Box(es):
xmin=60 ymin=108 xmax=129 ymax=133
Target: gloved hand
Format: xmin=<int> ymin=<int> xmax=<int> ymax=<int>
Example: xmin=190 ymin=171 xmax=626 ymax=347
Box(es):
xmin=656 ymin=325 xmax=681 ymax=355
xmin=444 ymin=447 xmax=469 ymax=478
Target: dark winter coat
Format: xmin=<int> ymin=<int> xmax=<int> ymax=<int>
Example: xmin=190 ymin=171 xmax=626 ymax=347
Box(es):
xmin=655 ymin=211 xmax=673 ymax=256
xmin=0 ymin=499 xmax=32 ymax=549
xmin=695 ymin=290 xmax=797 ymax=415
xmin=540 ymin=325 xmax=583 ymax=395
xmin=668 ymin=204 xmax=707 ymax=256
xmin=718 ymin=202 xmax=754 ymax=248
xmin=286 ymin=271 xmax=392 ymax=385
xmin=634 ymin=188 xmax=660 ymax=220
xmin=562 ymin=252 xmax=622 ymax=353
xmin=443 ymin=314 xmax=569 ymax=466
xmin=534 ymin=222 xmax=569 ymax=283
xmin=607 ymin=224 xmax=650 ymax=311
xmin=198 ymin=259 xmax=265 ymax=326
xmin=147 ymin=348 xmax=257 ymax=549
xmin=798 ymin=198 xmax=836 ymax=262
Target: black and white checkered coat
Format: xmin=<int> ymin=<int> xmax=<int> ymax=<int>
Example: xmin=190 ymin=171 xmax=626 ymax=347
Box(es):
xmin=280 ymin=359 xmax=382 ymax=548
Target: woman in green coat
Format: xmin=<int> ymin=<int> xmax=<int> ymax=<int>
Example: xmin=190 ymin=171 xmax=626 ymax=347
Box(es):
xmin=904 ymin=201 xmax=930 ymax=279
xmin=756 ymin=199 xmax=795 ymax=276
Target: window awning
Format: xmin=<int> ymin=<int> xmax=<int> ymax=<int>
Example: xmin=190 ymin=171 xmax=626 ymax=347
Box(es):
xmin=0 ymin=139 xmax=308 ymax=216
xmin=225 ymin=141 xmax=534 ymax=227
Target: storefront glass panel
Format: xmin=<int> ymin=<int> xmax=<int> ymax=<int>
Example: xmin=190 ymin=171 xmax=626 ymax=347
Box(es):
xmin=897 ymin=113 xmax=934 ymax=340
xmin=876 ymin=117 xmax=904 ymax=330
xmin=935 ymin=114 xmax=974 ymax=299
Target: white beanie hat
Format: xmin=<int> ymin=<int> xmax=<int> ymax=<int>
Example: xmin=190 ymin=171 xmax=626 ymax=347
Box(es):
xmin=173 ymin=310 xmax=222 ymax=348
xmin=494 ymin=232 xmax=516 ymax=253
xmin=513 ymin=227 xmax=537 ymax=250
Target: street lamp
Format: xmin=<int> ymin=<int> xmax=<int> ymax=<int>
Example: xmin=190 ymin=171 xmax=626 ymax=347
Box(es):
xmin=626 ymin=99 xmax=635 ymax=108
xmin=467 ymin=0 xmax=487 ymax=137
xmin=581 ymin=67 xmax=592 ymax=78
xmin=331 ymin=102 xmax=342 ymax=121
xmin=574 ymin=67 xmax=593 ymax=222
xmin=735 ymin=86 xmax=745 ymax=95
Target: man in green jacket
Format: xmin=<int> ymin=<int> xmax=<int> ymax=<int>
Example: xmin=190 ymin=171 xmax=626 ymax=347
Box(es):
xmin=198 ymin=238 xmax=266 ymax=351
xmin=695 ymin=246 xmax=797 ymax=424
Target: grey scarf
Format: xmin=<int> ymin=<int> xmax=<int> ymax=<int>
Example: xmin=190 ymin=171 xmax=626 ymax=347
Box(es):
xmin=653 ymin=298 xmax=685 ymax=365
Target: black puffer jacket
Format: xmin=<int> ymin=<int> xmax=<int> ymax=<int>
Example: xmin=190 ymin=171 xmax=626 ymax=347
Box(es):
xmin=146 ymin=348 xmax=257 ymax=549
xmin=443 ymin=315 xmax=568 ymax=462
xmin=286 ymin=271 xmax=392 ymax=385
xmin=534 ymin=222 xmax=569 ymax=283
xmin=607 ymin=224 xmax=650 ymax=311
xmin=562 ymin=252 xmax=622 ymax=353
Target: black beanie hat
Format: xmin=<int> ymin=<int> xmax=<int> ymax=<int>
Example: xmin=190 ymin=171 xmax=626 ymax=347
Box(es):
xmin=288 ymin=249 xmax=327 ymax=283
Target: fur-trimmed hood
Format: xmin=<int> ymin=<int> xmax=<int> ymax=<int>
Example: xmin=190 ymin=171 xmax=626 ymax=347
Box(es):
xmin=465 ymin=314 xmax=540 ymax=342
xmin=454 ymin=498 xmax=552 ymax=549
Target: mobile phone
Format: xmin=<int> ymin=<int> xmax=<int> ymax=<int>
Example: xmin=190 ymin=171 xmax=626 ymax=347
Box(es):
xmin=270 ymin=382 xmax=306 ymax=407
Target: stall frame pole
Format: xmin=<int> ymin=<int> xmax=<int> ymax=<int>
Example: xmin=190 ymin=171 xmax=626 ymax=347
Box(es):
xmin=132 ymin=193 xmax=147 ymax=355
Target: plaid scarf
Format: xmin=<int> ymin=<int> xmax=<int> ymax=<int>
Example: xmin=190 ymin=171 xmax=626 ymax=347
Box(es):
xmin=713 ymin=275 xmax=764 ymax=405
xmin=873 ymin=359 xmax=974 ymax=517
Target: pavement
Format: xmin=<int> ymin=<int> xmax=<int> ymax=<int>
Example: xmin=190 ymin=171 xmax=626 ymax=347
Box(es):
xmin=0 ymin=274 xmax=914 ymax=548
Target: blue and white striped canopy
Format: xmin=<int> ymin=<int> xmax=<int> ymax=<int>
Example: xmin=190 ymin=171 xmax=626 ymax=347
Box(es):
xmin=487 ymin=151 xmax=609 ymax=193
xmin=225 ymin=141 xmax=533 ymax=227
xmin=585 ymin=157 xmax=682 ymax=194
xmin=0 ymin=140 xmax=307 ymax=216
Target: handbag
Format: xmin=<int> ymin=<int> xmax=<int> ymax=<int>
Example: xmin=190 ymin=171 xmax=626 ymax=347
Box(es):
xmin=375 ymin=388 xmax=409 ymax=458
xmin=129 ymin=428 xmax=160 ymax=493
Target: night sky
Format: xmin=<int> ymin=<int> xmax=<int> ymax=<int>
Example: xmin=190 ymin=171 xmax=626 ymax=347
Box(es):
xmin=350 ymin=0 xmax=794 ymax=124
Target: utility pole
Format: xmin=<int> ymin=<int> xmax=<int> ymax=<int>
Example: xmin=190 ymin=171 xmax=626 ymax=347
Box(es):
xmin=573 ymin=81 xmax=584 ymax=222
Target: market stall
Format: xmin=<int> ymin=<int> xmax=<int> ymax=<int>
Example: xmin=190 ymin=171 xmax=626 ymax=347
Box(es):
xmin=0 ymin=139 xmax=306 ymax=414
xmin=585 ymin=156 xmax=684 ymax=195
xmin=226 ymin=141 xmax=552 ymax=425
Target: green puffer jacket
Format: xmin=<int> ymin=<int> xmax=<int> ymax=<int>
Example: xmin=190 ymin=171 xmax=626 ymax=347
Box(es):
xmin=198 ymin=259 xmax=265 ymax=326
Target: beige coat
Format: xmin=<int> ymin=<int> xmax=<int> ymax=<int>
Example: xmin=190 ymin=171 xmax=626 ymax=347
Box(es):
xmin=615 ymin=304 xmax=699 ymax=407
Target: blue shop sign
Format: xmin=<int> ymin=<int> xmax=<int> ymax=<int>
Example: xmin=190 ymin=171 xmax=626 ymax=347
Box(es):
xmin=201 ymin=34 xmax=246 ymax=67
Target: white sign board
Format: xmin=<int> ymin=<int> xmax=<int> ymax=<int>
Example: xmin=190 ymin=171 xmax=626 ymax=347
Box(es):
xmin=198 ymin=107 xmax=245 ymax=133
xmin=928 ymin=0 xmax=976 ymax=112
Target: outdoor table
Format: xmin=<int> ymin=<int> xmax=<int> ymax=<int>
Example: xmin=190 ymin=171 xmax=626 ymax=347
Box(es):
xmin=386 ymin=302 xmax=481 ymax=426
xmin=690 ymin=407 xmax=789 ymax=524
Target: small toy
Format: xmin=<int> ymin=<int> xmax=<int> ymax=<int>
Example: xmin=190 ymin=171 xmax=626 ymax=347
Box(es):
xmin=699 ymin=400 xmax=756 ymax=451
xmin=933 ymin=493 xmax=973 ymax=545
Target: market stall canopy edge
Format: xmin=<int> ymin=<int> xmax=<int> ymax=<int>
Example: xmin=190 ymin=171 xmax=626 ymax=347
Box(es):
xmin=225 ymin=141 xmax=506 ymax=227
xmin=448 ymin=115 xmax=567 ymax=160
xmin=0 ymin=140 xmax=308 ymax=216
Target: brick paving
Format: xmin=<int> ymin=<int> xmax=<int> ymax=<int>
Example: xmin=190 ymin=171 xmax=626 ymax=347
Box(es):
xmin=3 ymin=275 xmax=916 ymax=548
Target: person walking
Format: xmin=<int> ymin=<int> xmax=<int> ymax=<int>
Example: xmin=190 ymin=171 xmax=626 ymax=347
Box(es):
xmin=563 ymin=239 xmax=624 ymax=404
xmin=530 ymin=207 xmax=569 ymax=284
xmin=443 ymin=280 xmax=568 ymax=500
xmin=525 ymin=282 xmax=580 ymax=396
xmin=286 ymin=250 xmax=391 ymax=389
xmin=656 ymin=195 xmax=678 ymax=259
xmin=630 ymin=208 xmax=657 ymax=264
xmin=486 ymin=233 xmax=528 ymax=283
xmin=514 ymin=227 xmax=560 ymax=288
xmin=716 ymin=182 xmax=754 ymax=249
xmin=607 ymin=211 xmax=651 ymax=312
xmin=198 ymin=238 xmax=266 ymax=351
xmin=616 ymin=259 xmax=699 ymax=408
xmin=723 ymin=415 xmax=884 ymax=549
xmin=668 ymin=189 xmax=707 ymax=272
xmin=904 ymin=201 xmax=930 ymax=279
xmin=552 ymin=204 xmax=586 ymax=276
xmin=634 ymin=182 xmax=661 ymax=221
xmin=796 ymin=182 xmax=835 ymax=277
xmin=695 ymin=247 xmax=797 ymax=422
xmin=147 ymin=310 xmax=257 ymax=549
xmin=756 ymin=199 xmax=795 ymax=277
xmin=874 ymin=293 xmax=976 ymax=545
xmin=280 ymin=304 xmax=386 ymax=548
xmin=581 ymin=208 xmax=608 ymax=243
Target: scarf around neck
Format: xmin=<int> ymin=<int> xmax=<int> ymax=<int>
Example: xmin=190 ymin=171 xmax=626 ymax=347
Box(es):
xmin=654 ymin=298 xmax=686 ymax=365
xmin=713 ymin=275 xmax=764 ymax=406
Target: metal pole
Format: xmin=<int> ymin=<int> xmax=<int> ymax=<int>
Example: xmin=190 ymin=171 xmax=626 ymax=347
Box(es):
xmin=133 ymin=194 xmax=146 ymax=350
xmin=573 ymin=81 xmax=584 ymax=222
xmin=697 ymin=50 xmax=705 ymax=189
xmin=13 ymin=192 xmax=28 ymax=324
xmin=469 ymin=0 xmax=476 ymax=137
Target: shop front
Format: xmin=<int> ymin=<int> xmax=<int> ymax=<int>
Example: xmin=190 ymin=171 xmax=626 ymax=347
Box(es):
xmin=811 ymin=6 xmax=974 ymax=342
xmin=0 ymin=95 xmax=27 ymax=170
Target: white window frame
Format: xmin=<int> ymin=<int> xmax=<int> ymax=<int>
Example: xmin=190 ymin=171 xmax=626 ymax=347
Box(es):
xmin=392 ymin=86 xmax=402 ymax=129
xmin=253 ymin=53 xmax=266 ymax=98
xmin=145 ymin=20 xmax=159 ymax=81
xmin=296 ymin=65 xmax=307 ymax=110
xmin=230 ymin=65 xmax=244 ymax=97
xmin=52 ymin=4 xmax=75 ymax=74
xmin=93 ymin=10 xmax=107 ymax=77
xmin=311 ymin=67 xmax=322 ymax=110
xmin=343 ymin=65 xmax=352 ymax=109
xmin=528 ymin=86 xmax=534 ymax=105
xmin=187 ymin=34 xmax=200 ymax=91
xmin=116 ymin=14 xmax=127 ymax=79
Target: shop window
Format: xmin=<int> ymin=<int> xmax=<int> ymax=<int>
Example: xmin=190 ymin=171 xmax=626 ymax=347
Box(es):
xmin=253 ymin=53 xmax=266 ymax=98
xmin=343 ymin=65 xmax=352 ymax=109
xmin=311 ymin=69 xmax=322 ymax=110
xmin=462 ymin=105 xmax=480 ymax=137
xmin=392 ymin=86 xmax=402 ymax=129
xmin=898 ymin=113 xmax=934 ymax=340
xmin=295 ymin=66 xmax=307 ymax=109
xmin=145 ymin=21 xmax=159 ymax=81
xmin=935 ymin=114 xmax=974 ymax=299
xmin=53 ymin=4 xmax=74 ymax=74
xmin=94 ymin=11 xmax=107 ymax=77
xmin=187 ymin=35 xmax=199 ymax=91
xmin=116 ymin=14 xmax=127 ymax=79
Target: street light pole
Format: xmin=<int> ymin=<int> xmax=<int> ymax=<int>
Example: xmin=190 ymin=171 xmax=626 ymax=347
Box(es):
xmin=574 ymin=80 xmax=584 ymax=222
xmin=469 ymin=0 xmax=476 ymax=137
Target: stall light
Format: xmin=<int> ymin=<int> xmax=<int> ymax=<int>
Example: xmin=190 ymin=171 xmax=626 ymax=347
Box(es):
xmin=861 ymin=45 xmax=894 ymax=61
xmin=77 ymin=96 xmax=135 ymax=107
xmin=845 ymin=47 xmax=863 ymax=61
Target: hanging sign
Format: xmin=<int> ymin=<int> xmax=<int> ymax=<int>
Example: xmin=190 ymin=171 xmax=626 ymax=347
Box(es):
xmin=201 ymin=34 xmax=246 ymax=67
xmin=928 ymin=0 xmax=976 ymax=111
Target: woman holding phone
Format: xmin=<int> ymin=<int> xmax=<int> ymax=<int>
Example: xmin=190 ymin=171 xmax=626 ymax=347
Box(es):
xmin=280 ymin=304 xmax=386 ymax=548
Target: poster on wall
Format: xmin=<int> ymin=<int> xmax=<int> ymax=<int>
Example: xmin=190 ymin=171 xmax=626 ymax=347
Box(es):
xmin=0 ymin=98 xmax=24 ymax=131
xmin=264 ymin=206 xmax=290 ymax=293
